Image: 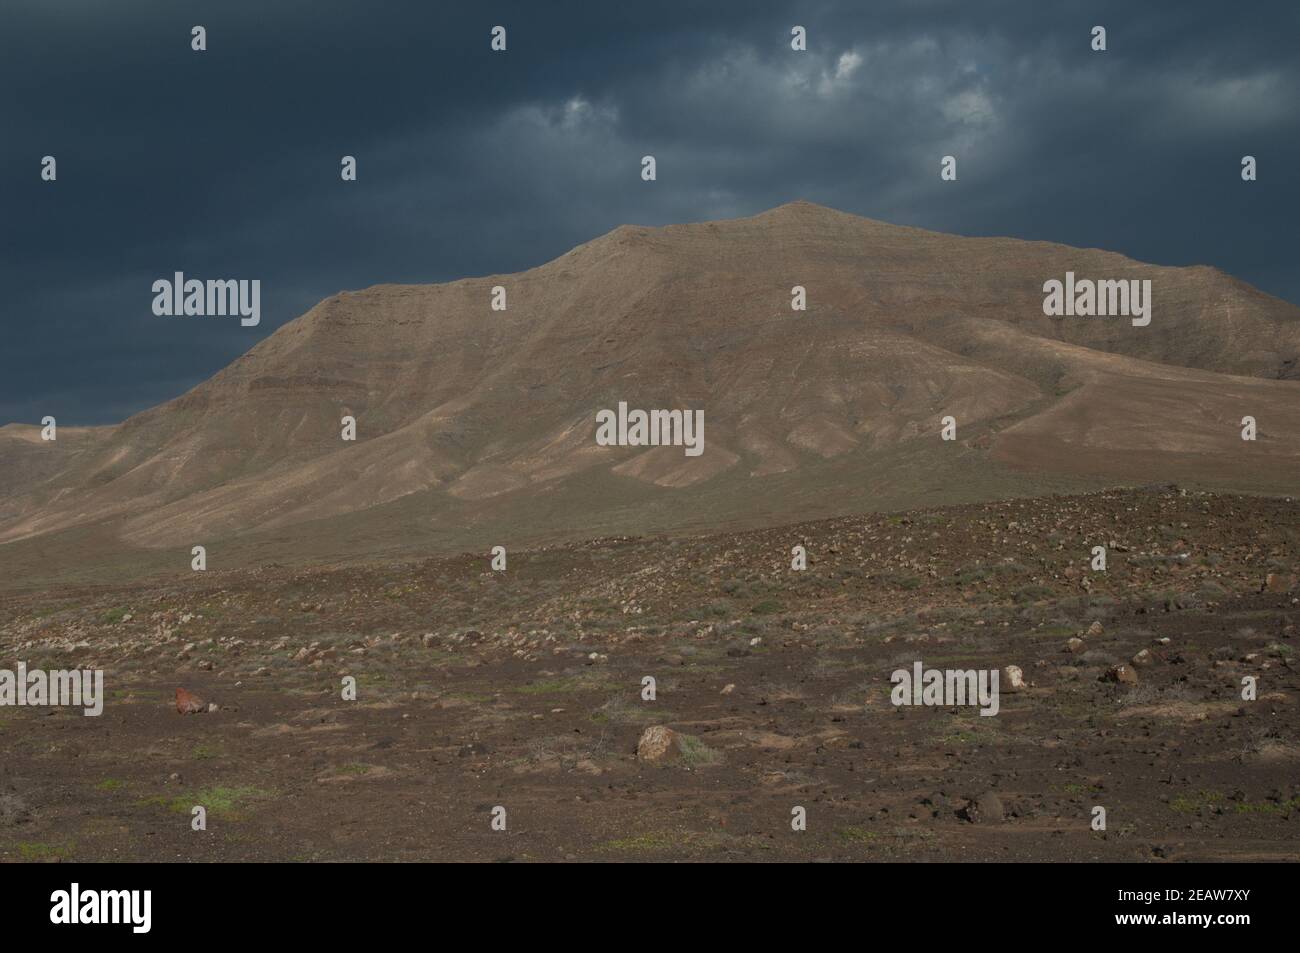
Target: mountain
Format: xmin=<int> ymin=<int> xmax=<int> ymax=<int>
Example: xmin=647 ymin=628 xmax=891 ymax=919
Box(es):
xmin=2 ymin=201 xmax=1298 ymax=583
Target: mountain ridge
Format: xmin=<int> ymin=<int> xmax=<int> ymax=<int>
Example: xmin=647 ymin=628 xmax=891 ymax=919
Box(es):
xmin=1 ymin=201 xmax=1297 ymax=582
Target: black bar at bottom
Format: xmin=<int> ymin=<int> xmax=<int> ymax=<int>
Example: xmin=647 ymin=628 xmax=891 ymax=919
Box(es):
xmin=0 ymin=861 xmax=1287 ymax=940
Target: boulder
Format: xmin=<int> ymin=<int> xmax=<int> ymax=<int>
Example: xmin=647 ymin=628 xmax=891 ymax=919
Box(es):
xmin=1001 ymin=665 xmax=1027 ymax=692
xmin=636 ymin=725 xmax=680 ymax=763
xmin=1264 ymin=573 xmax=1296 ymax=593
xmin=1103 ymin=664 xmax=1139 ymax=686
xmin=175 ymin=687 xmax=206 ymax=714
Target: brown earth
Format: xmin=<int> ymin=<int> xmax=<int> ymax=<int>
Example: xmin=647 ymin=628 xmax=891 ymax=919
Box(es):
xmin=1 ymin=487 xmax=1296 ymax=862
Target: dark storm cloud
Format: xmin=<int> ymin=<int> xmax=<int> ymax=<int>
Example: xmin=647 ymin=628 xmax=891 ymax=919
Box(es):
xmin=1 ymin=0 xmax=1296 ymax=424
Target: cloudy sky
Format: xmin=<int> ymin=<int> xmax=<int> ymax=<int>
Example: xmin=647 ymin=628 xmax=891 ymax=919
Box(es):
xmin=2 ymin=0 xmax=1296 ymax=424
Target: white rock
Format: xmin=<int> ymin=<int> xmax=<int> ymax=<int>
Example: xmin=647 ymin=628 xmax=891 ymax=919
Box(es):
xmin=1001 ymin=665 xmax=1027 ymax=692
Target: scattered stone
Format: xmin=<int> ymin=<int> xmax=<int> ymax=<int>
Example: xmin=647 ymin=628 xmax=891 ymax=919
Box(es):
xmin=175 ymin=688 xmax=206 ymax=714
xmin=636 ymin=725 xmax=680 ymax=763
xmin=977 ymin=791 xmax=1005 ymax=822
xmin=1131 ymin=649 xmax=1153 ymax=667
xmin=1086 ymin=621 xmax=1105 ymax=637
xmin=957 ymin=792 xmax=1005 ymax=824
xmin=1264 ymin=573 xmax=1296 ymax=593
xmin=720 ymin=683 xmax=735 ymax=695
xmin=1066 ymin=637 xmax=1086 ymax=654
xmin=1001 ymin=665 xmax=1026 ymax=692
xmin=1103 ymin=664 xmax=1139 ymax=686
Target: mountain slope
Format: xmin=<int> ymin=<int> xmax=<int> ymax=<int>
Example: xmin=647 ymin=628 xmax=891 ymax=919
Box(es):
xmin=1 ymin=202 xmax=1297 ymax=569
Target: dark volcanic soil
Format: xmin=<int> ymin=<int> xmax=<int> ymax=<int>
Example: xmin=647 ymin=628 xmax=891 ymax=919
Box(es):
xmin=1 ymin=486 xmax=1297 ymax=862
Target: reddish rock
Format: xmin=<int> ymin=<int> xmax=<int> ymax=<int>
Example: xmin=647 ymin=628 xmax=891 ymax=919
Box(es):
xmin=175 ymin=688 xmax=206 ymax=714
xmin=1264 ymin=573 xmax=1296 ymax=593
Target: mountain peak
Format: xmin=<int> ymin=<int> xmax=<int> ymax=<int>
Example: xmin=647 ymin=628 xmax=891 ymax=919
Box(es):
xmin=2 ymin=207 xmax=1297 ymax=567
xmin=767 ymin=198 xmax=834 ymax=213
xmin=743 ymin=200 xmax=915 ymax=235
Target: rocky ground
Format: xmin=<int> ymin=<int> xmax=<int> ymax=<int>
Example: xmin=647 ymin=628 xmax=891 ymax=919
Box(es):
xmin=1 ymin=485 xmax=1297 ymax=862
